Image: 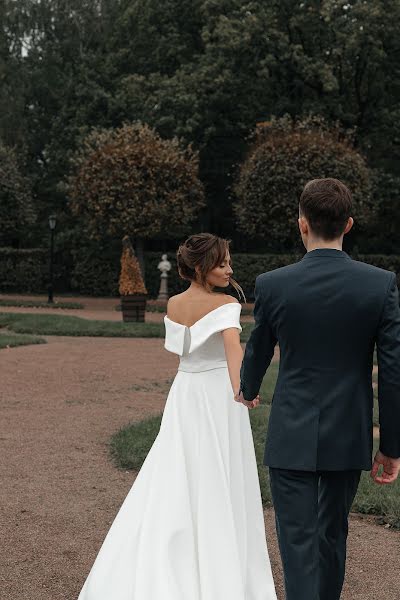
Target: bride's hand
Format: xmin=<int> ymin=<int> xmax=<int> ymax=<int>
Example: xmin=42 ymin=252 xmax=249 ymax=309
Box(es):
xmin=250 ymin=394 xmax=261 ymax=408
xmin=234 ymin=390 xmax=260 ymax=409
xmin=243 ymin=395 xmax=260 ymax=409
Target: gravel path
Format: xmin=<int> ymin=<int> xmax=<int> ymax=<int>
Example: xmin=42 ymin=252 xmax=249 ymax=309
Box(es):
xmin=0 ymin=297 xmax=399 ymax=599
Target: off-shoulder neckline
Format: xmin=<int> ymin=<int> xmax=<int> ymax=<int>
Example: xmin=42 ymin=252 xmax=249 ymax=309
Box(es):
xmin=164 ymin=302 xmax=241 ymax=330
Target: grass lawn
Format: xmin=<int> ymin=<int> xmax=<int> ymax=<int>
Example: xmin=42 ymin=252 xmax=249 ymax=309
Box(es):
xmin=0 ymin=299 xmax=84 ymax=309
xmin=372 ymin=371 xmax=379 ymax=426
xmin=110 ymin=360 xmax=399 ymax=528
xmin=0 ymin=332 xmax=47 ymax=349
xmin=0 ymin=312 xmax=164 ymax=338
xmin=0 ymin=312 xmax=255 ymax=341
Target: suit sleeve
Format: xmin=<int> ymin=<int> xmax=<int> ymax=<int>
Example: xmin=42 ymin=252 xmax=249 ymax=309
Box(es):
xmin=240 ymin=275 xmax=277 ymax=401
xmin=376 ymin=273 xmax=400 ymax=458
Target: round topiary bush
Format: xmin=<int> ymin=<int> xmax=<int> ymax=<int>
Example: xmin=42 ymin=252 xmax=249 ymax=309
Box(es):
xmin=67 ymin=122 xmax=205 ymax=242
xmin=233 ymin=116 xmax=374 ymax=250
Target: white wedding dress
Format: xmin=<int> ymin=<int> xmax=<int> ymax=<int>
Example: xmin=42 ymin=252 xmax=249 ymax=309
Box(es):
xmin=78 ymin=302 xmax=277 ymax=600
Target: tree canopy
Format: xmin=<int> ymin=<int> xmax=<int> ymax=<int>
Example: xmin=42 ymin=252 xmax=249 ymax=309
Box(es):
xmin=0 ymin=143 xmax=36 ymax=247
xmin=0 ymin=0 xmax=398 ymax=250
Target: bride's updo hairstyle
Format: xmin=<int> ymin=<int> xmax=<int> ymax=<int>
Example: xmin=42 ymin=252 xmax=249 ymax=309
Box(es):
xmin=177 ymin=233 xmax=246 ymax=302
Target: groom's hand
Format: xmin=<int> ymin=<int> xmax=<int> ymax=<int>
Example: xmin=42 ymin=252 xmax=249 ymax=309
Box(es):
xmin=370 ymin=450 xmax=400 ymax=484
xmin=234 ymin=390 xmax=260 ymax=409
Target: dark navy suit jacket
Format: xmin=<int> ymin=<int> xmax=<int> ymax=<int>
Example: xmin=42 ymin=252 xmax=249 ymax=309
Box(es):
xmin=240 ymin=248 xmax=400 ymax=471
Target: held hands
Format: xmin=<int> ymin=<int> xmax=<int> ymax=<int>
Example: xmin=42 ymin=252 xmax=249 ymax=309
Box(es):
xmin=370 ymin=450 xmax=400 ymax=485
xmin=234 ymin=390 xmax=260 ymax=409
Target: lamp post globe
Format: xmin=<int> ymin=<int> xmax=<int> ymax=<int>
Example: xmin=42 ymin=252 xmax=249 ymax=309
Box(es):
xmin=49 ymin=214 xmax=57 ymax=230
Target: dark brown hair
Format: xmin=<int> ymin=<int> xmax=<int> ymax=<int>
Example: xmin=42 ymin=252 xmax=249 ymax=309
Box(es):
xmin=299 ymin=178 xmax=353 ymax=240
xmin=177 ymin=233 xmax=245 ymax=302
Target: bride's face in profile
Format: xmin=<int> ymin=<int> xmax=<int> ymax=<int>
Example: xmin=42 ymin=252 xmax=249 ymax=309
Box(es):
xmin=205 ymin=252 xmax=233 ymax=289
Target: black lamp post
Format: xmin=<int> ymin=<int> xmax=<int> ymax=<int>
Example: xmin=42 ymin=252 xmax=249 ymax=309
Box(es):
xmin=47 ymin=214 xmax=57 ymax=304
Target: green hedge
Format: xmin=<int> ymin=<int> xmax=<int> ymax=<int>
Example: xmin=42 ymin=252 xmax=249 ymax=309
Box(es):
xmin=70 ymin=245 xmax=120 ymax=296
xmin=69 ymin=251 xmax=303 ymax=298
xmin=0 ymin=248 xmax=48 ymax=293
xmin=1 ymin=247 xmax=400 ymax=299
xmin=133 ymin=252 xmax=400 ymax=300
xmin=0 ymin=247 xmax=71 ymax=293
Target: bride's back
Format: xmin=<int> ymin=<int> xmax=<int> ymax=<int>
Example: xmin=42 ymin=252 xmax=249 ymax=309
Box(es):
xmin=167 ymin=291 xmax=238 ymax=328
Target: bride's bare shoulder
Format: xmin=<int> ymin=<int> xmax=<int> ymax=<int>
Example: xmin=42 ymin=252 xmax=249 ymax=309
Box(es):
xmin=166 ymin=292 xmax=187 ymax=319
xmin=220 ymin=295 xmax=239 ymax=305
xmin=167 ymin=292 xmax=185 ymax=309
xmin=167 ymin=292 xmax=239 ymax=322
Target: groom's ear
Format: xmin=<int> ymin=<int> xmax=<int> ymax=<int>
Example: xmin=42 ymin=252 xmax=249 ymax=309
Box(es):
xmin=343 ymin=217 xmax=354 ymax=235
xmin=298 ymin=215 xmax=308 ymax=235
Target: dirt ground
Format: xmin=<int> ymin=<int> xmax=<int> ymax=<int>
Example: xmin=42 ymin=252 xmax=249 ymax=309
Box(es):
xmin=0 ymin=295 xmax=399 ymax=599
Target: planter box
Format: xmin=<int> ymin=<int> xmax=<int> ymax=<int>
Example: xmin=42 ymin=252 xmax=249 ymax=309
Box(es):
xmin=121 ymin=294 xmax=147 ymax=322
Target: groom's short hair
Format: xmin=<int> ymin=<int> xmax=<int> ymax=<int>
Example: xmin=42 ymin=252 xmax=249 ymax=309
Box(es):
xmin=299 ymin=178 xmax=353 ymax=240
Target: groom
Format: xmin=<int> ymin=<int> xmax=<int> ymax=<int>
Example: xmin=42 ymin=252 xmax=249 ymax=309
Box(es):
xmin=238 ymin=178 xmax=400 ymax=600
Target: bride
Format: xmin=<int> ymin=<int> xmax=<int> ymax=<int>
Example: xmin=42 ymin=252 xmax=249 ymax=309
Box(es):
xmin=77 ymin=233 xmax=277 ymax=600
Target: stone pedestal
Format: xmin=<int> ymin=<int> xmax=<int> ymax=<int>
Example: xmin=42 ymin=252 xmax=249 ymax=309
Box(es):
xmin=157 ymin=272 xmax=169 ymax=301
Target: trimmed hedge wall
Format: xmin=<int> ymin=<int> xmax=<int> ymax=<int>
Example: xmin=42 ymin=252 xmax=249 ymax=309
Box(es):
xmin=1 ymin=247 xmax=400 ymax=300
xmin=144 ymin=253 xmax=400 ymax=300
xmin=0 ymin=247 xmax=71 ymax=293
xmin=70 ymin=246 xmax=119 ymax=296
xmin=0 ymin=248 xmax=48 ymax=293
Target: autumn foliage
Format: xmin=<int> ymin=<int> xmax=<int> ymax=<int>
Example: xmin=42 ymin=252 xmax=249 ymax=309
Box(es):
xmin=233 ymin=116 xmax=374 ymax=250
xmin=67 ymin=122 xmax=205 ymax=241
xmin=119 ymin=236 xmax=147 ymax=296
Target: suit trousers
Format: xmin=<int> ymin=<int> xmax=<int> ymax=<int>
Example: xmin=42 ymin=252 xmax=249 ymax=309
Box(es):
xmin=269 ymin=467 xmax=361 ymax=600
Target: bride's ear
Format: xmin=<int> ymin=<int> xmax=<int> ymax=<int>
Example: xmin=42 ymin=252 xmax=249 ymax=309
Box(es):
xmin=194 ymin=265 xmax=202 ymax=282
